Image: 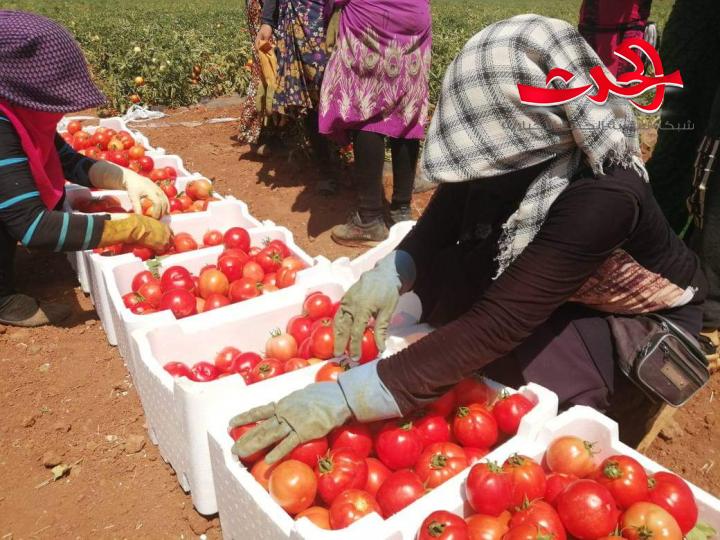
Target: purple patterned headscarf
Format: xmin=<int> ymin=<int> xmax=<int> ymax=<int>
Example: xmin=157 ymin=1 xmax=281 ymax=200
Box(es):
xmin=0 ymin=10 xmax=106 ymax=112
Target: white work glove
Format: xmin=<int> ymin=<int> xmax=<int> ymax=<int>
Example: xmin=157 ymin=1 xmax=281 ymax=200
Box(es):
xmin=89 ymin=161 xmax=169 ymax=219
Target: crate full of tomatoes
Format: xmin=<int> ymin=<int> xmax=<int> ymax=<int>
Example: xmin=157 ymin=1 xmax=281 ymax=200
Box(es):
xmin=207 ymin=375 xmax=559 ymax=539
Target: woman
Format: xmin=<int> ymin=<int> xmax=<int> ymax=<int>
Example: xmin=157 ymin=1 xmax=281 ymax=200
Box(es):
xmin=320 ymin=0 xmax=431 ymax=246
xmin=230 ymin=15 xmax=710 ymax=461
xmin=0 ymin=11 xmax=171 ymax=327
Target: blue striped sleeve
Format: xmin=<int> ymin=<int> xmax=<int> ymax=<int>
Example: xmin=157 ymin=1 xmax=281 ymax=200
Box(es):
xmin=81 ymin=216 xmax=95 ymax=250
xmin=0 ymin=156 xmax=28 ymax=168
xmin=21 ymin=211 xmax=45 ymax=246
xmin=0 ymin=191 xmax=40 ymax=209
xmin=54 ymin=212 xmax=70 ymax=252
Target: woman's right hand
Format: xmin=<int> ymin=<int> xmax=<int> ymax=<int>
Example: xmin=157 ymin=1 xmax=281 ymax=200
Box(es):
xmin=256 ymin=24 xmax=273 ymax=50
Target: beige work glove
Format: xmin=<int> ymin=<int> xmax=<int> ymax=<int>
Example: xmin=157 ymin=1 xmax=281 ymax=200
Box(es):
xmin=99 ymin=213 xmax=172 ymax=252
xmin=89 ymin=160 xmax=169 ymax=219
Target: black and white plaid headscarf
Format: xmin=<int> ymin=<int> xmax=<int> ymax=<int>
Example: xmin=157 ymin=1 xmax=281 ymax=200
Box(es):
xmin=422 ymin=14 xmax=648 ymax=277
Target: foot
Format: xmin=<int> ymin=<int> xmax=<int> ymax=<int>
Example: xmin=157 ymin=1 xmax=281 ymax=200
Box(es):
xmin=0 ymin=294 xmax=71 ymax=327
xmin=331 ymin=212 xmax=389 ymax=247
xmin=389 ymin=205 xmax=413 ymax=225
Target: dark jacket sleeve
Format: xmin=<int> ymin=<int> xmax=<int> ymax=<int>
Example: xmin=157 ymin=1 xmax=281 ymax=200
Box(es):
xmin=261 ymin=0 xmax=279 ymax=27
xmin=55 ymin=133 xmax=97 ymax=187
xmin=378 ymin=180 xmax=641 ymax=414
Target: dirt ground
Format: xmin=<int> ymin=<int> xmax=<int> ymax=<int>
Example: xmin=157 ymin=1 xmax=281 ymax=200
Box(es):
xmin=0 ymin=103 xmax=717 ymax=539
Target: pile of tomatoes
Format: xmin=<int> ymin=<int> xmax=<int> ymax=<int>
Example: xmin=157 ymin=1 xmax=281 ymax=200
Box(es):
xmin=122 ymin=228 xmax=307 ymax=318
xmin=416 ymin=434 xmax=700 ymax=540
xmin=230 ymin=377 xmax=536 ymax=530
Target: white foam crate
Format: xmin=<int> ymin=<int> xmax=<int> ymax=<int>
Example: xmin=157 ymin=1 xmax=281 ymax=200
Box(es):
xmin=103 ymin=225 xmax=317 ymax=360
xmin=207 ymin=375 xmax=559 ymax=539
xmin=347 ymin=221 xmax=415 ymax=279
xmin=128 ymin=265 xmax=423 ymax=515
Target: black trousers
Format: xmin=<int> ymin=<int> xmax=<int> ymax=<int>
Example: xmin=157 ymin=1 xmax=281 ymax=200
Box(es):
xmin=0 ymin=223 xmax=16 ymax=297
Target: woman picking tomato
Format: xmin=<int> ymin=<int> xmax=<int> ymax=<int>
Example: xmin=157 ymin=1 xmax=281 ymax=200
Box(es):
xmin=230 ymin=16 xmax=708 ymax=462
xmin=0 ymin=11 xmax=171 ymax=326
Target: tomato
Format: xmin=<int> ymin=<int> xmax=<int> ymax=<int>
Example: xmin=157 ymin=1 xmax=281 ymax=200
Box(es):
xmin=267 ymin=239 xmax=291 ymax=257
xmin=509 ymin=500 xmax=566 ymax=540
xmin=595 ymin=455 xmax=649 ymax=510
xmin=249 ymin=358 xmax=284 ymax=383
xmin=303 ymin=293 xmax=334 ymax=320
xmin=176 ymin=192 xmax=193 ymax=210
xmin=328 ymin=489 xmax=380 ymax=530
xmin=375 ymin=469 xmax=425 ymax=518
xmin=128 ymin=145 xmax=145 ymax=160
xmin=415 ymin=442 xmax=468 ymax=488
xmin=217 ymin=255 xmax=247 ymax=282
xmin=329 ymin=423 xmax=373 ymax=458
xmin=189 ymin=361 xmax=219 ymax=382
xmin=163 ymin=362 xmax=191 ymax=378
xmin=228 ymin=352 xmax=263 ymax=376
xmin=281 ymin=256 xmax=306 ymax=272
xmin=204 ymin=293 xmax=230 ymax=311
xmin=131 ymin=270 xmax=155 ymax=292
xmin=123 ymin=292 xmax=143 ymax=309
xmin=454 ymin=378 xmax=492 ymax=406
xmin=359 ymin=328 xmax=379 ymax=364
xmin=464 ymin=447 xmax=489 ymax=465
xmin=90 ymin=131 xmax=110 ymax=150
xmin=159 ymin=289 xmax=197 ymax=319
xmin=453 ymin=404 xmax=498 ymax=449
xmin=191 ymin=199 xmax=209 ymax=212
xmin=197 ymin=268 xmax=229 ymax=299
xmin=647 ymin=472 xmax=698 ymax=534
xmin=262 ymin=272 xmax=277 ymax=288
xmin=428 ymin=389 xmax=457 ymax=418
xmin=172 ymin=232 xmax=198 ymax=253
xmin=364 ymin=457 xmax=390 ymax=497
xmin=243 ymin=261 xmax=265 ymax=282
xmin=229 ymin=422 xmax=267 ymax=465
xmin=465 ymin=461 xmax=513 ymax=517
xmin=502 ymin=454 xmax=546 ymax=509
xmin=287 ymin=437 xmax=328 ymax=468
xmin=555 ymin=479 xmax=619 ymax=540
xmin=160 ymin=266 xmax=194 ymax=293
xmin=129 ymin=244 xmax=154 ymax=261
xmin=255 ymin=248 xmax=282 ymax=274
xmin=138 ymin=155 xmax=154 ymax=172
xmin=186 ymin=178 xmax=213 ymax=200
xmin=214 ymin=346 xmax=242 ymax=373
xmin=168 ymin=198 xmax=183 ymax=213
xmin=203 ymin=229 xmax=223 ymax=246
xmin=296 ymin=506 xmax=330 ymax=530
xmin=375 ymin=420 xmax=424 ymax=471
xmin=415 ymin=413 xmax=451 ymax=448
xmin=195 ymin=297 xmax=206 ymax=314
xmin=545 ymin=436 xmax=597 ymax=478
xmin=297 ymin=337 xmax=313 ymax=359
xmin=287 ymin=315 xmax=313 ymax=345
xmin=228 ymin=277 xmax=260 ymax=302
xmin=418 ymin=510 xmax=469 ymax=540
xmin=268 ymin=459 xmax=317 ymax=515
xmin=251 ymin=457 xmax=280 ymax=490
xmin=310 ymin=323 xmax=335 ymax=360
xmin=276 ymin=266 xmax=298 ymax=288
xmin=149 ymin=168 xmax=168 ymax=182
xmin=284 ymin=357 xmax=309 ymax=372
xmin=316 ymin=448 xmax=368 ymax=505
xmin=621 ymin=502 xmax=682 ymax=540
xmin=266 ymin=331 xmax=297 ymax=361
xmin=503 ymin=523 xmax=560 ymax=540
xmin=466 ymin=513 xmax=510 ymax=540
xmin=223 ymin=227 xmax=250 ymax=252
xmin=164 ymin=166 xmax=177 ymax=178
xmin=315 ymin=361 xmax=346 ymax=382
xmin=544 ymin=473 xmax=577 ymax=506
xmin=67 ymin=120 xmax=82 ymax=135
xmin=492 ymin=394 xmax=534 ymax=435
xmin=130 ymin=302 xmax=156 ymax=315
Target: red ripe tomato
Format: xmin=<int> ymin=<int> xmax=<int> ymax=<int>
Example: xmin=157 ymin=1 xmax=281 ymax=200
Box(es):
xmin=128 ymin=145 xmax=145 ymax=160
xmin=203 ymin=229 xmax=223 ymax=246
xmin=217 ymin=255 xmax=247 ymax=282
xmin=186 ymin=178 xmax=213 ymax=200
xmin=595 ymin=455 xmax=649 ymax=510
xmin=375 ymin=469 xmax=425 ymax=518
xmin=189 ymin=361 xmax=220 ymax=382
xmin=545 ymin=436 xmax=598 ymax=478
xmin=251 ymin=457 xmax=279 ymax=491
xmin=255 ymin=247 xmax=282 ymax=274
xmin=214 ymin=346 xmax=242 ymax=373
xmin=364 ymin=457 xmax=391 ymax=497
xmin=229 ymin=422 xmax=267 ymax=465
xmin=131 ymin=270 xmax=155 ymax=292
xmin=249 ymin=358 xmax=284 ymax=383
xmin=287 ymin=315 xmax=313 ymax=345
xmin=176 ymin=192 xmax=193 ymax=211
xmin=647 ymin=472 xmax=698 ymax=534
xmin=158 ymin=180 xmax=177 ymax=199
xmin=164 ymin=166 xmax=177 ymax=178
xmin=262 ymin=272 xmax=277 ymax=288
xmin=453 ymin=404 xmax=498 ymax=449
xmin=310 ymin=323 xmax=335 ymax=359
xmin=315 ymin=361 xmax=346 ymax=382
xmin=288 ymin=437 xmax=328 ymax=468
xmin=415 ymin=413 xmax=451 ymax=448
xmin=198 ymin=268 xmax=229 ymax=299
xmin=284 ymin=357 xmax=309 ymax=371
xmin=266 ymin=239 xmax=291 ymax=258
xmin=454 ymin=378 xmax=492 ymax=406
xmin=465 ymin=461 xmax=514 ymax=517
xmin=67 ymin=120 xmax=82 ymax=135
xmin=228 ymin=352 xmax=263 ymax=376
xmin=111 ymin=150 xmax=130 ymax=167
xmin=228 ymin=277 xmax=260 ymax=302
xmin=555 ymin=479 xmax=619 ymax=540
xmin=129 ymin=245 xmax=154 ymax=261
xmin=359 ymin=328 xmax=379 ymax=364
xmin=503 ymin=523 xmax=559 ymax=540
xmin=138 ymin=155 xmax=154 ymax=172
xmin=375 ymin=420 xmax=424 ymax=471
xmin=295 ymin=506 xmax=330 ymax=530
xmin=168 ymin=198 xmax=183 ymax=213
xmin=280 ymin=255 xmax=306 ymax=272
xmin=122 ymin=292 xmax=144 ymax=309
xmin=329 ymin=423 xmax=373 ymax=458
xmin=172 ymin=233 xmax=198 ymax=254
xmin=276 ymin=266 xmax=297 ymax=288
xmin=418 ymin=511 xmax=469 ymax=540
xmin=163 ymin=362 xmax=192 ymax=378
xmin=464 ymin=447 xmax=489 ymax=465
xmin=223 ymin=227 xmax=250 ymax=252
xmin=266 ymin=331 xmax=298 ymax=361
xmin=415 ymin=442 xmax=468 ymax=488
xmin=204 ymin=293 xmax=230 ymax=311
xmin=159 ymin=289 xmax=197 ymax=319
xmin=268 ymin=460 xmax=317 ymax=515
xmin=243 ymin=261 xmax=265 ymax=282
xmin=316 ymin=448 xmax=369 ymax=505
xmin=137 ymin=279 xmax=163 ymax=308
xmin=428 ymin=389 xmax=457 ymax=418
xmin=303 ymin=293 xmax=334 ymax=320
xmin=509 ymin=500 xmax=566 ymax=540
xmin=160 ymin=266 xmax=194 ymax=293
xmin=130 ymin=302 xmax=156 ymax=315
xmin=621 ymin=502 xmax=682 ymax=540
xmin=466 ymin=513 xmax=510 ymax=540
xmin=297 ymin=337 xmax=313 ymax=360
xmin=492 ymin=393 xmax=534 ymax=435
xmin=544 ymin=473 xmax=577 ymax=506
xmin=328 ymin=489 xmax=380 ymax=530
xmin=149 ymin=168 xmax=168 ymax=182
xmin=502 ymin=454 xmax=547 ymax=509
xmin=90 ymin=131 xmax=110 ymax=150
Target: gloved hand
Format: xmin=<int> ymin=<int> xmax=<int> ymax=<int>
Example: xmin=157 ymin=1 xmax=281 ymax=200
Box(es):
xmin=99 ymin=213 xmax=172 ymax=252
xmin=89 ymin=160 xmax=169 ymax=219
xmin=334 ymin=250 xmax=416 ymax=358
xmin=231 ymin=360 xmax=402 ymax=463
